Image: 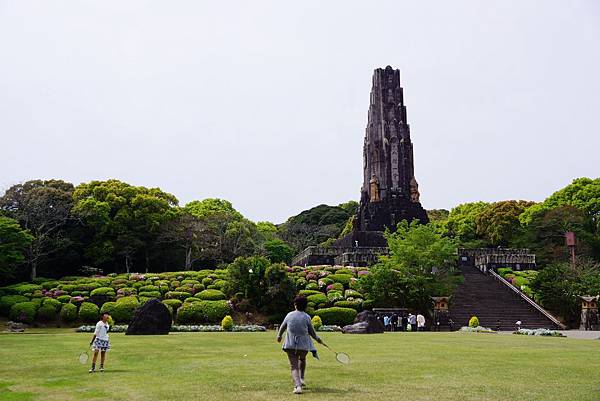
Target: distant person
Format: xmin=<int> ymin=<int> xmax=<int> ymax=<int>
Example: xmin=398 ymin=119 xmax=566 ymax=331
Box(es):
xmin=383 ymin=315 xmax=390 ymax=331
xmin=417 ymin=313 xmax=425 ymax=332
xmin=495 ymin=319 xmax=501 ymax=331
xmin=408 ymin=313 xmax=416 ymax=332
xmin=400 ymin=315 xmax=408 ymax=331
xmin=448 ymin=318 xmax=454 ymax=331
xmin=515 ymin=320 xmax=522 ymax=331
xmin=89 ymin=312 xmax=111 ymax=373
xmin=277 ymin=296 xmax=323 ymax=395
xmin=391 ymin=313 xmax=398 ymax=332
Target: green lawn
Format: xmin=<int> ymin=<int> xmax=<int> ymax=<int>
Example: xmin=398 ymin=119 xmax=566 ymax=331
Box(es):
xmin=1 ymin=330 xmax=599 ymax=401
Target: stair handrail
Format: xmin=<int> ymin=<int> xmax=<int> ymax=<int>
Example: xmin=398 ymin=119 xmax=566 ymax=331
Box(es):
xmin=488 ymin=269 xmax=566 ymax=329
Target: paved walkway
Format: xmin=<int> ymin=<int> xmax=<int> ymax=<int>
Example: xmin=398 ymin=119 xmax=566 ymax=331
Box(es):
xmin=558 ymin=330 xmax=600 ymax=339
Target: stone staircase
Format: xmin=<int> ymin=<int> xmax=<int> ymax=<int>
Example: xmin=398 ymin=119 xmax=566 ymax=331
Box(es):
xmin=449 ymin=265 xmax=560 ymax=330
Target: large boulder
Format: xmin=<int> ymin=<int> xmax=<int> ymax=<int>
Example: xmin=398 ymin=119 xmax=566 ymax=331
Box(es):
xmin=126 ymin=299 xmax=171 ymax=335
xmin=342 ymin=310 xmax=384 ymax=334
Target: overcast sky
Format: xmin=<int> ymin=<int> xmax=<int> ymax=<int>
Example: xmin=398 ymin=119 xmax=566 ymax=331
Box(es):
xmin=1 ymin=1 xmax=598 ymax=223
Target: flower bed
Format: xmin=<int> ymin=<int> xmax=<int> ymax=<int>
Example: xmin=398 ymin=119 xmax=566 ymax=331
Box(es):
xmin=75 ymin=324 xmax=267 ymax=333
xmin=513 ymin=328 xmax=565 ymax=337
xmin=459 ymin=326 xmax=496 ymax=333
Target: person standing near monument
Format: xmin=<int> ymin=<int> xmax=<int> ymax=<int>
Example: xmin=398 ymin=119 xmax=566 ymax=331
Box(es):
xmin=417 ymin=313 xmax=426 ymax=332
xmin=408 ymin=313 xmax=416 ymax=331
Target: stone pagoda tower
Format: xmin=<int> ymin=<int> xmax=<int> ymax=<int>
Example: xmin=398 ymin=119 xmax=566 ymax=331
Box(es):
xmin=351 ymin=66 xmax=429 ymax=245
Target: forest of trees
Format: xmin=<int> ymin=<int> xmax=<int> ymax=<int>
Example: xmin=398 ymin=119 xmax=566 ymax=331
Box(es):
xmin=1 ymin=177 xmax=599 ymax=288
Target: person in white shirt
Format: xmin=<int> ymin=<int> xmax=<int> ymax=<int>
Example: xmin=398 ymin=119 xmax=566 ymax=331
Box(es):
xmin=89 ymin=312 xmax=111 ymax=373
xmin=416 ymin=313 xmax=426 ymax=332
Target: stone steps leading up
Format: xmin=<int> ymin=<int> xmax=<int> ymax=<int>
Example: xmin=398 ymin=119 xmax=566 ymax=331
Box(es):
xmin=449 ymin=266 xmax=558 ymax=330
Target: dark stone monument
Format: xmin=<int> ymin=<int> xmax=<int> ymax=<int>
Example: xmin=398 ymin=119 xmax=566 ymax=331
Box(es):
xmin=341 ymin=310 xmax=385 ymax=334
xmin=341 ymin=66 xmax=428 ymax=246
xmin=126 ymin=299 xmax=172 ymax=335
xmin=292 ymin=66 xmax=428 ymax=266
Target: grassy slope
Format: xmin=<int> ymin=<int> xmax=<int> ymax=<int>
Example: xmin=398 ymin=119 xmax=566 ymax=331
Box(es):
xmin=0 ymin=331 xmax=599 ymax=401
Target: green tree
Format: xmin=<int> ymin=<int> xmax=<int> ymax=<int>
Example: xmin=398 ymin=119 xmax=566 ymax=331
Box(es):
xmin=184 ymin=198 xmax=243 ymax=220
xmin=427 ymin=209 xmax=450 ymax=223
xmin=0 ymin=180 xmax=75 ymax=280
xmin=0 ymin=216 xmax=34 ymax=283
xmin=262 ymin=238 xmax=294 ymax=264
xmin=73 ymin=180 xmax=178 ymax=273
xmin=475 ymin=200 xmax=535 ymax=246
xmin=443 ymin=202 xmax=489 ymax=247
xmin=360 ymin=221 xmax=457 ymax=311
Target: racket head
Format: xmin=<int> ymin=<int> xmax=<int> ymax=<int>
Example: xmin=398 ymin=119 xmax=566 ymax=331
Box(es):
xmin=336 ymin=352 xmax=350 ymax=364
xmin=78 ymin=351 xmax=89 ymax=364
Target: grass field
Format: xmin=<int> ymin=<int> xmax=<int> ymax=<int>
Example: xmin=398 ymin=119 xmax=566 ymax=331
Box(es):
xmin=1 ymin=329 xmax=600 ymax=401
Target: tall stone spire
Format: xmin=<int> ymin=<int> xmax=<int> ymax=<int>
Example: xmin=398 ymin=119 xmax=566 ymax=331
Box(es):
xmin=356 ymin=66 xmax=428 ymax=235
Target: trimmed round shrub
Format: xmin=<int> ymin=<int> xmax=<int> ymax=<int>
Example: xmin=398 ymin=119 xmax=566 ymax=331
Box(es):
xmin=162 ymin=299 xmax=183 ymax=312
xmin=331 ymin=274 xmax=352 ymax=286
xmin=112 ymin=297 xmax=140 ymax=324
xmin=42 ymin=297 xmax=62 ymax=312
xmin=117 ymin=287 xmax=137 ymax=297
xmin=184 ymin=297 xmax=201 ymax=303
xmin=37 ymin=303 xmax=58 ymax=322
xmin=10 ymin=302 xmax=38 ymax=323
xmin=201 ymin=278 xmax=212 ymax=286
xmin=0 ymin=295 xmax=29 ymax=316
xmin=75 ymin=283 xmax=100 ymax=292
xmin=314 ymin=307 xmax=357 ymax=326
xmin=174 ymin=287 xmax=194 ymax=294
xmin=305 ymin=282 xmax=319 ymax=291
xmin=79 ymin=302 xmax=100 ymax=323
xmin=344 ymin=289 xmax=362 ymax=299
xmin=327 ymin=291 xmax=344 ymax=303
xmin=71 ymin=291 xmax=89 ymax=297
xmin=60 ymin=303 xmax=78 ymax=323
xmin=139 ymin=285 xmax=159 ymax=292
xmin=100 ymin=301 xmax=117 ymax=316
xmin=165 ymin=291 xmax=189 ymax=301
xmin=329 ymin=283 xmax=344 ymax=292
xmin=11 ymin=284 xmax=43 ymax=295
xmin=299 ymin=290 xmax=321 ymax=296
xmin=56 ymin=295 xmax=71 ymax=303
xmin=192 ymin=284 xmax=205 ymax=293
xmin=41 ymin=281 xmax=59 ymax=290
xmin=180 ymin=280 xmax=199 ymax=286
xmin=469 ymin=316 xmax=479 ymax=328
xmin=58 ymin=284 xmax=76 ymax=293
xmin=175 ymin=300 xmax=231 ymax=324
xmin=307 ymin=293 xmax=327 ymax=305
xmin=138 ymin=291 xmax=161 ymax=298
xmin=221 ymin=315 xmax=234 ymax=331
xmin=311 ymin=315 xmax=323 ymax=330
xmin=195 ymin=289 xmax=227 ymax=301
xmin=90 ymin=287 xmax=116 ymax=297
xmin=334 ymin=300 xmax=363 ymax=310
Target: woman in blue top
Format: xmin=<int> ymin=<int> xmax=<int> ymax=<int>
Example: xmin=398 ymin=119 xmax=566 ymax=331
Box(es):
xmin=277 ymin=296 xmax=322 ymax=394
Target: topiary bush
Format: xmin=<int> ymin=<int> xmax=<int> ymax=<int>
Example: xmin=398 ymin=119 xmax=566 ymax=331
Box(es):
xmin=100 ymin=301 xmax=117 ymax=316
xmin=307 ymin=293 xmax=327 ymax=305
xmin=79 ymin=302 xmax=100 ymax=323
xmin=314 ymin=307 xmax=357 ymax=326
xmin=0 ymin=295 xmax=29 ymax=316
xmin=344 ymin=289 xmax=362 ymax=299
xmin=138 ymin=291 xmax=161 ymax=298
xmin=299 ymin=290 xmax=321 ymax=296
xmin=56 ymin=295 xmax=71 ymax=303
xmin=305 ymin=282 xmax=319 ymax=291
xmin=330 ymin=274 xmax=353 ymax=286
xmin=327 ymin=291 xmax=344 ymax=303
xmin=60 ymin=303 xmax=78 ymax=323
xmin=165 ymin=291 xmax=189 ymax=301
xmin=10 ymin=302 xmax=38 ymax=324
xmin=37 ymin=303 xmax=58 ymax=322
xmin=195 ymin=289 xmax=227 ymax=301
xmin=311 ymin=315 xmax=323 ymax=330
xmin=469 ymin=316 xmax=479 ymax=328
xmin=175 ymin=300 xmax=232 ymax=324
xmin=221 ymin=315 xmax=234 ymax=331
xmin=42 ymin=297 xmax=62 ymax=312
xmin=90 ymin=287 xmax=116 ymax=297
xmin=112 ymin=296 xmax=140 ymax=324
xmin=334 ymin=300 xmax=363 ymax=310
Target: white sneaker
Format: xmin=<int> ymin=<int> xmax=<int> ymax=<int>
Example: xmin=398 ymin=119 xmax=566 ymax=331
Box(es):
xmin=293 ymin=386 xmax=303 ymax=394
